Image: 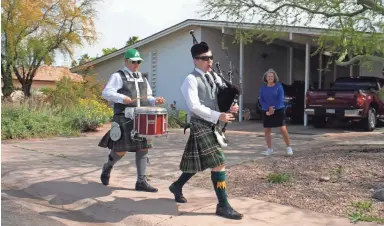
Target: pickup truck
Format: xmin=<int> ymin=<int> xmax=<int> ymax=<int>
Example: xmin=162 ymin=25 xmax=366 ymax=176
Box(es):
xmin=305 ymin=76 xmax=384 ymax=131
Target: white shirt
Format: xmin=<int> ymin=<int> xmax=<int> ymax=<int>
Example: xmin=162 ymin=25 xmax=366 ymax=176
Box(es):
xmin=101 ymin=67 xmax=156 ymax=106
xmin=180 ymin=68 xmax=223 ymax=124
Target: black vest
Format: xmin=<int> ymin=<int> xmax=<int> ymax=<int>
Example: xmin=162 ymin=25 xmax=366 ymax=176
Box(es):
xmin=113 ymin=70 xmax=149 ymax=114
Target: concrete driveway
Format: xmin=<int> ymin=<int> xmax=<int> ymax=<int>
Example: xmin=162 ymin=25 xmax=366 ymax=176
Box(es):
xmin=2 ymin=121 xmax=382 ymax=226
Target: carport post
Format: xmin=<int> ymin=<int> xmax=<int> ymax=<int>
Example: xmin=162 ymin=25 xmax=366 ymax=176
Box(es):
xmin=304 ymin=43 xmax=310 ymax=127
xmin=288 ymin=32 xmax=293 ymax=85
xmin=333 ymin=62 xmax=337 ymax=81
xmin=318 ymin=53 xmax=322 ymax=89
xmin=239 ymin=38 xmax=244 ymax=122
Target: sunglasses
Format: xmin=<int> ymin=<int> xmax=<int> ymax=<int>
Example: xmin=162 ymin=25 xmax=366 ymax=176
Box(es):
xmin=195 ymin=55 xmax=213 ymax=61
xmin=129 ymin=60 xmax=142 ymax=64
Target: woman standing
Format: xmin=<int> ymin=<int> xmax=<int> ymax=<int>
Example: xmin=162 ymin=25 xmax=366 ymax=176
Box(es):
xmin=259 ymin=69 xmax=293 ymax=156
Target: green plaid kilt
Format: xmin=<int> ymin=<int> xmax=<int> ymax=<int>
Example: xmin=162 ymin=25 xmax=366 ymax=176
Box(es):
xmin=98 ymin=114 xmax=153 ymax=152
xmin=179 ymin=117 xmax=226 ymax=173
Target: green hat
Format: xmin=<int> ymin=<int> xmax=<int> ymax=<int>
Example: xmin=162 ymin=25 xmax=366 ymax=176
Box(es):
xmin=124 ymin=48 xmax=143 ymax=61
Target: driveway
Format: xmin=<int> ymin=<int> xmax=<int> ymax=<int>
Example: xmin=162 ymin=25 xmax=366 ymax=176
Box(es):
xmin=2 ymin=121 xmax=382 ymax=226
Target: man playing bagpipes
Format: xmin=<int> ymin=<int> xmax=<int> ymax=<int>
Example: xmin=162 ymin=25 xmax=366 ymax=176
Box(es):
xmin=169 ymin=39 xmax=243 ymax=220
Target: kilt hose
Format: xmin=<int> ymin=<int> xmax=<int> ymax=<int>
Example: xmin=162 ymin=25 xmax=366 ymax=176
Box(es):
xmin=98 ymin=114 xmax=153 ymax=152
xmin=179 ymin=117 xmax=226 ymax=173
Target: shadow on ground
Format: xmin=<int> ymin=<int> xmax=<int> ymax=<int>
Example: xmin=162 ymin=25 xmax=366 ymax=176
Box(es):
xmin=2 ymin=180 xmax=216 ymax=223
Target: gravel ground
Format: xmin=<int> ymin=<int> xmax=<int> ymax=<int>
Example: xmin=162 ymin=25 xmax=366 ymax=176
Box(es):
xmin=169 ymin=145 xmax=384 ymax=223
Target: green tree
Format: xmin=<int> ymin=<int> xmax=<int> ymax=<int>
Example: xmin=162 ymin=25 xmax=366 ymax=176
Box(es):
xmin=126 ymin=36 xmax=140 ymax=46
xmin=200 ymin=0 xmax=384 ymax=68
xmin=102 ymin=47 xmax=117 ymax=55
xmin=78 ymin=53 xmax=92 ymax=65
xmin=1 ymin=0 xmax=101 ymax=97
xmin=71 ymin=59 xmax=78 ymax=67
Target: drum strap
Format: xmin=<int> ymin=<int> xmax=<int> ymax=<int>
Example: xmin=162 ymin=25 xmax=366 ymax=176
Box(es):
xmin=134 ymin=78 xmax=141 ymax=107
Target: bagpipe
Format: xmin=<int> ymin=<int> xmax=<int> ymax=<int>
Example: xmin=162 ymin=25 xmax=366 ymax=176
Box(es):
xmin=185 ymin=30 xmax=242 ymax=147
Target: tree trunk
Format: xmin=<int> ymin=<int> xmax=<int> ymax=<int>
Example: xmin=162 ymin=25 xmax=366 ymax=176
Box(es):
xmin=1 ymin=71 xmax=14 ymax=97
xmin=22 ymin=82 xmax=32 ymax=97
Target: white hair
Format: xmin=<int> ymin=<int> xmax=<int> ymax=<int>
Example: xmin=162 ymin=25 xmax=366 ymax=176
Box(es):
xmin=262 ymin=69 xmax=279 ymax=83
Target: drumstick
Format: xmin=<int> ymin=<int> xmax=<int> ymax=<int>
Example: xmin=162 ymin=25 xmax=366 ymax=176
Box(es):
xmin=131 ymin=96 xmax=148 ymax=102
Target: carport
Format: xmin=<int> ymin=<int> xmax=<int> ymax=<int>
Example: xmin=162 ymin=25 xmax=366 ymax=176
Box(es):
xmin=216 ymin=24 xmax=356 ymax=126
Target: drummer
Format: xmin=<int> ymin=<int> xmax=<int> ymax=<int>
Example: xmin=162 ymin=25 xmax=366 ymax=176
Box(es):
xmin=98 ymin=48 xmax=166 ymax=192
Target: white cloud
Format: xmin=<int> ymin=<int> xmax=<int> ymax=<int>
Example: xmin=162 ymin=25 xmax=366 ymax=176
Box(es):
xmin=55 ymin=0 xmax=202 ymax=67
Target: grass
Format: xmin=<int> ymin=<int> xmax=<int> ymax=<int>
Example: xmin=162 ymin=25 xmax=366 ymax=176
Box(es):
xmin=348 ymin=201 xmax=384 ymax=224
xmin=266 ymin=172 xmax=293 ymax=184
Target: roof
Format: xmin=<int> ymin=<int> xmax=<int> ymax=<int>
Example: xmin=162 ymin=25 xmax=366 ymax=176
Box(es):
xmin=13 ymin=65 xmax=84 ymax=82
xmin=70 ymin=19 xmax=335 ymax=72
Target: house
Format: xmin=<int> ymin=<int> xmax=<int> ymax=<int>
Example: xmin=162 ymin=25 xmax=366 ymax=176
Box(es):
xmin=70 ymin=19 xmax=384 ymax=125
xmin=9 ymin=65 xmax=84 ymax=91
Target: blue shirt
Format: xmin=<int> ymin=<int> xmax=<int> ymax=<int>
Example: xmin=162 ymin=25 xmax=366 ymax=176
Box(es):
xmin=259 ymin=82 xmax=285 ymax=111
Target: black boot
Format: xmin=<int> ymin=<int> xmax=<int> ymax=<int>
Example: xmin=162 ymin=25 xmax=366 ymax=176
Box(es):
xmin=135 ymin=179 xmax=158 ymax=192
xmin=169 ymin=183 xmax=187 ymax=203
xmin=100 ymin=163 xmax=113 ymax=186
xmin=216 ymin=204 xmax=243 ymax=220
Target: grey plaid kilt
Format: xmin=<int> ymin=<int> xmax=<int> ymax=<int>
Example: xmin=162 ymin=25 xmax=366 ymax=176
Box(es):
xmin=179 ymin=117 xmax=226 ymax=173
xmin=98 ymin=114 xmax=152 ymax=152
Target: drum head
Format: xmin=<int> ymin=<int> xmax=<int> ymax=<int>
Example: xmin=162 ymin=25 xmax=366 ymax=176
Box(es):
xmin=135 ymin=106 xmax=167 ymax=114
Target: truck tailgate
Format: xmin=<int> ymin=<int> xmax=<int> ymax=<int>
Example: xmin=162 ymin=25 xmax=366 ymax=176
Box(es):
xmin=306 ymin=90 xmax=358 ymax=108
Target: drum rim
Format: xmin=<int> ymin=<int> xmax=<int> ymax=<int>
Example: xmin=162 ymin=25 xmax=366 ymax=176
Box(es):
xmin=135 ymin=107 xmax=167 ymax=114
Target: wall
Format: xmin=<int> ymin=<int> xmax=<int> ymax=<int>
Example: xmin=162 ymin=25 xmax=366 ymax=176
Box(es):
xmin=12 ymin=79 xmax=56 ymax=90
xmin=140 ymin=26 xmax=203 ymax=110
xmin=89 ymin=26 xmax=203 ymax=111
xmin=88 ymin=54 xmax=125 ymax=85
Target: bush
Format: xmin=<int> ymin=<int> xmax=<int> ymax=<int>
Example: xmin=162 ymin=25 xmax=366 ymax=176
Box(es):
xmin=2 ymin=75 xmax=113 ymax=140
xmin=1 ymin=103 xmax=78 ymax=140
xmin=41 ymin=75 xmax=105 ymax=110
xmin=167 ymin=101 xmax=188 ymax=128
xmin=61 ymin=98 xmax=113 ymax=132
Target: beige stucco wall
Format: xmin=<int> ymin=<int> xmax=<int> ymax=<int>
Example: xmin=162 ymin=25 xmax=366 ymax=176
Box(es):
xmin=12 ymin=79 xmax=57 ymax=91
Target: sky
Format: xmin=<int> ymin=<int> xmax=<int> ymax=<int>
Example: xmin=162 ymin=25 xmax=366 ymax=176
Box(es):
xmin=55 ymin=0 xmax=203 ymax=67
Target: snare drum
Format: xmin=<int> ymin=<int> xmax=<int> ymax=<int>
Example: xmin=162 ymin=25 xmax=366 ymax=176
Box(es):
xmin=133 ymin=107 xmax=168 ymax=137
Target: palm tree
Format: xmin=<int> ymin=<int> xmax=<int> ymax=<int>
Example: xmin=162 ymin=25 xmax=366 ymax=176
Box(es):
xmin=126 ymin=36 xmax=140 ymax=46
xmin=78 ymin=54 xmax=91 ymax=65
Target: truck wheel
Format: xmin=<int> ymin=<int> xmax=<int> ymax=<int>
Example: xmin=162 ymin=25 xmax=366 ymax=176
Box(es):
xmin=312 ymin=116 xmax=327 ymax=128
xmin=361 ymin=108 xmax=376 ymax=131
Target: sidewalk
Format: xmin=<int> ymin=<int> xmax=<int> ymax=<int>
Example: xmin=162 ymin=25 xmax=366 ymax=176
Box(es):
xmin=2 ymin=144 xmax=380 ymax=226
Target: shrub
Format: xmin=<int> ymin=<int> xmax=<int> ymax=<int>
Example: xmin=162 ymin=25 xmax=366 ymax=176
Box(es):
xmin=167 ymin=101 xmax=188 ymax=128
xmin=41 ymin=75 xmax=105 ymax=110
xmin=2 ymin=75 xmax=113 ymax=140
xmin=1 ymin=103 xmax=78 ymax=140
xmin=61 ymin=98 xmax=113 ymax=132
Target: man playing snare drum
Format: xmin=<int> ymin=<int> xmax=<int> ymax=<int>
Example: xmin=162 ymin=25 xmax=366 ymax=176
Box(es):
xmin=98 ymin=48 xmax=165 ymax=192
